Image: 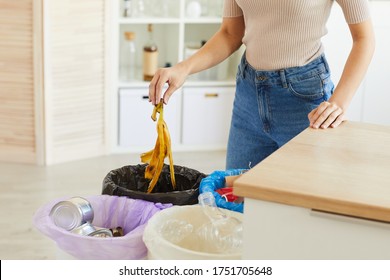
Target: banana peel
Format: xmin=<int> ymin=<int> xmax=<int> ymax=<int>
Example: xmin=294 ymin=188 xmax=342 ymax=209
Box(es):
xmin=140 ymin=100 xmax=176 ymax=193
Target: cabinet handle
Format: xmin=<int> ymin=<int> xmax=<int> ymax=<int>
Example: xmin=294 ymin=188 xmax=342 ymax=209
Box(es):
xmin=310 ymin=209 xmax=389 ymax=225
xmin=142 ymin=95 xmax=149 ymax=99
xmin=204 ymin=93 xmax=219 ymax=98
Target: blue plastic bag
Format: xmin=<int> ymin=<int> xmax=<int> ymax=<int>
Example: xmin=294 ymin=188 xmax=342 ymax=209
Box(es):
xmin=199 ymin=169 xmax=247 ymax=213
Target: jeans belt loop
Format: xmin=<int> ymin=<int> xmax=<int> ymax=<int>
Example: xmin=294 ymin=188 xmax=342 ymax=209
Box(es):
xmin=280 ymin=69 xmax=288 ymax=88
xmin=242 ymin=53 xmax=248 ymax=79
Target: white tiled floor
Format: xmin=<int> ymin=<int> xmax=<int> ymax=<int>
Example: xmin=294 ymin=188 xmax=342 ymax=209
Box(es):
xmin=0 ymin=151 xmax=226 ymax=260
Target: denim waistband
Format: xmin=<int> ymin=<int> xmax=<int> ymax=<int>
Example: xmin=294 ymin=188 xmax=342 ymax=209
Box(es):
xmin=239 ymin=53 xmax=331 ymax=87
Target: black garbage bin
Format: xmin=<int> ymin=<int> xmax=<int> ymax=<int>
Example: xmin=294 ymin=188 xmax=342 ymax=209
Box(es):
xmin=102 ymin=163 xmax=207 ymax=205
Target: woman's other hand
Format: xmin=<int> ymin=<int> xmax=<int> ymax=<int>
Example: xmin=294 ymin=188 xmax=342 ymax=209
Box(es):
xmin=308 ymin=101 xmax=346 ymax=129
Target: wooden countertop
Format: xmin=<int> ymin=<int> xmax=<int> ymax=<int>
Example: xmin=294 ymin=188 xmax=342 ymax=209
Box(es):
xmin=234 ymin=121 xmax=390 ymax=222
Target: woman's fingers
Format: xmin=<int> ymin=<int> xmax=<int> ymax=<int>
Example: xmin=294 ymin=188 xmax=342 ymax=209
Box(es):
xmin=308 ymin=101 xmax=345 ymax=129
xmin=149 ymin=69 xmax=166 ymax=105
xmin=149 ymin=66 xmax=187 ymax=105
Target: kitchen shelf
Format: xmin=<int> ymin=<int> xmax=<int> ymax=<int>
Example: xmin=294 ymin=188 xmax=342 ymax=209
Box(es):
xmin=118 ymin=18 xmax=182 ymax=24
xmin=117 ymin=15 xmax=222 ymax=25
xmin=183 ymin=17 xmax=222 ymax=24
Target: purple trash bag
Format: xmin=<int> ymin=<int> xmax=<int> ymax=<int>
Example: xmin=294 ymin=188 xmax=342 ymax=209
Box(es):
xmin=33 ymin=194 xmax=172 ymax=260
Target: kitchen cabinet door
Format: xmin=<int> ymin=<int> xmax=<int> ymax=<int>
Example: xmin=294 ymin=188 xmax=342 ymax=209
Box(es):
xmin=0 ymin=0 xmax=38 ymax=164
xmin=182 ymin=87 xmax=235 ymax=146
xmin=119 ymin=88 xmax=180 ymax=148
xmin=0 ymin=0 xmax=109 ymax=165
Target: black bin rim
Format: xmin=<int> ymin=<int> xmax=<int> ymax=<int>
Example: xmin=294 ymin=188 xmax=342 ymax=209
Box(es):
xmin=102 ymin=163 xmax=207 ymax=205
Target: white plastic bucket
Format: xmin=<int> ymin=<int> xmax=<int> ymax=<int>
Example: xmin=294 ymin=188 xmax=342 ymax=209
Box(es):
xmin=143 ymin=205 xmax=243 ymax=260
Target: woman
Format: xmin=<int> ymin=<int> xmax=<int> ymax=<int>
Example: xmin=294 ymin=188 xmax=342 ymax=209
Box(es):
xmin=149 ymin=0 xmax=375 ymax=169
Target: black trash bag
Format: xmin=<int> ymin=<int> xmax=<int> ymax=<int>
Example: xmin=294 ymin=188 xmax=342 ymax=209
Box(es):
xmin=102 ymin=163 xmax=207 ymax=205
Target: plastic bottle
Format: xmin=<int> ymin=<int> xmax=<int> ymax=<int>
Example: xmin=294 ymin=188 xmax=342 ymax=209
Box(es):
xmin=158 ymin=219 xmax=194 ymax=245
xmin=120 ymin=31 xmax=137 ymax=81
xmin=197 ymin=192 xmax=243 ymax=253
xmin=143 ymin=24 xmax=158 ymax=81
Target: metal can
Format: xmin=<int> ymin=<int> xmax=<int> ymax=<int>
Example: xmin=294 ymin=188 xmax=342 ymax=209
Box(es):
xmin=71 ymin=224 xmax=114 ymax=238
xmin=49 ymin=196 xmax=94 ymax=231
xmin=71 ymin=222 xmax=97 ymax=236
xmin=89 ymin=228 xmax=114 ymax=238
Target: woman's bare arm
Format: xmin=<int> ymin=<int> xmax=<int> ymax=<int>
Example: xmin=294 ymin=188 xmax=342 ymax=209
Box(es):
xmin=309 ymin=19 xmax=375 ymax=129
xmin=149 ymin=16 xmax=245 ymax=105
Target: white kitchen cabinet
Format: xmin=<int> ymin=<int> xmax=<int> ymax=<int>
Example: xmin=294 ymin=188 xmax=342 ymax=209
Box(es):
xmin=182 ymin=87 xmax=235 ymax=147
xmin=323 ymin=1 xmax=390 ymax=125
xmin=119 ymin=88 xmax=180 ymax=148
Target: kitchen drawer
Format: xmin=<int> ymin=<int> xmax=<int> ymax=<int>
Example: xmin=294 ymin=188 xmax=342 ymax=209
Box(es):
xmin=182 ymin=87 xmax=235 ymax=146
xmin=119 ymin=88 xmax=180 ymax=147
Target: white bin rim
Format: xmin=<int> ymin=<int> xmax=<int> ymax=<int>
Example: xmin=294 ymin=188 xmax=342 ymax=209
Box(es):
xmin=143 ymin=205 xmax=243 ymax=260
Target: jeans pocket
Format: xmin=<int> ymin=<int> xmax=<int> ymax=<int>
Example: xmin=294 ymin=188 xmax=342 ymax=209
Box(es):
xmin=288 ymin=74 xmax=324 ymax=100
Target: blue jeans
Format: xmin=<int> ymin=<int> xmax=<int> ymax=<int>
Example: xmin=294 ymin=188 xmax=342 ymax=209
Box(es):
xmin=226 ymin=53 xmax=334 ymax=169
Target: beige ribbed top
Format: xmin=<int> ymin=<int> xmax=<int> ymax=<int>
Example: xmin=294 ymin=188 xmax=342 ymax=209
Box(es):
xmin=223 ymin=0 xmax=371 ymax=70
